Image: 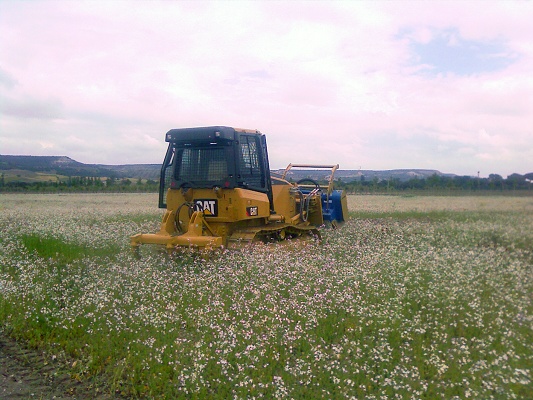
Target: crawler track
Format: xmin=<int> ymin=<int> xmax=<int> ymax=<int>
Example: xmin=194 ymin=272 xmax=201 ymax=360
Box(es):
xmin=228 ymin=223 xmax=321 ymax=247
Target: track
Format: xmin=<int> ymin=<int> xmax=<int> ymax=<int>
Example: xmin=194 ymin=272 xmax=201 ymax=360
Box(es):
xmin=228 ymin=223 xmax=321 ymax=247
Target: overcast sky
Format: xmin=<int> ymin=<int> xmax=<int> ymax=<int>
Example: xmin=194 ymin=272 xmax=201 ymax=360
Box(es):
xmin=1 ymin=1 xmax=532 ymax=177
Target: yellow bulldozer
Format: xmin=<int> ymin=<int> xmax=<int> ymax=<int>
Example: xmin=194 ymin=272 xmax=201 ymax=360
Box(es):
xmin=130 ymin=126 xmax=348 ymax=251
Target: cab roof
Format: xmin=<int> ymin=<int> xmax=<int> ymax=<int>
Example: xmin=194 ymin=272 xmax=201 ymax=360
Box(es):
xmin=165 ymin=126 xmax=262 ymax=143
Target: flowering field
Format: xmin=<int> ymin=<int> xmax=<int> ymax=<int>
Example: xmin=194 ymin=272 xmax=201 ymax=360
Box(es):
xmin=0 ymin=193 xmax=532 ymax=399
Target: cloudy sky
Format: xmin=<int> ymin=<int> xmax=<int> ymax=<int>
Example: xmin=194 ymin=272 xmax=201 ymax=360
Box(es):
xmin=1 ymin=1 xmax=532 ymax=177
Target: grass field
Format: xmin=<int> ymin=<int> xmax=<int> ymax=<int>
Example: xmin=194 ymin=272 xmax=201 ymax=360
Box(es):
xmin=0 ymin=193 xmax=532 ymax=399
xmin=1 ymin=168 xmax=66 ymax=184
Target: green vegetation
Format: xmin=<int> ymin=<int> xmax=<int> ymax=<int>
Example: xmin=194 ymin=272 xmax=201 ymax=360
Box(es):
xmin=335 ymin=172 xmax=533 ymax=194
xmin=0 ymin=172 xmax=159 ymax=193
xmin=2 ymin=166 xmax=532 ymax=194
xmin=19 ymin=234 xmax=120 ymax=263
xmin=0 ymin=194 xmax=531 ymax=398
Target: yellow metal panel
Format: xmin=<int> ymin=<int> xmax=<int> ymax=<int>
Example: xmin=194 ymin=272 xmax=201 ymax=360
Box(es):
xmin=231 ymin=188 xmax=270 ymax=220
xmin=272 ymin=183 xmax=296 ymax=221
xmin=165 ymin=187 xmax=270 ymax=224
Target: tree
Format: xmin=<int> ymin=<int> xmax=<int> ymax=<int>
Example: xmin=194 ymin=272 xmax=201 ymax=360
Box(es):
xmin=427 ymin=173 xmax=441 ymax=188
xmin=488 ymin=174 xmax=503 ymax=190
xmin=507 ymin=173 xmax=526 ymax=190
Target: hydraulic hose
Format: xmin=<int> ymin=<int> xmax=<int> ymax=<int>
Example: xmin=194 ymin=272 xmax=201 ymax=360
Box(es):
xmin=175 ymin=201 xmax=195 ymax=233
xmin=298 ymin=188 xmax=321 ymax=222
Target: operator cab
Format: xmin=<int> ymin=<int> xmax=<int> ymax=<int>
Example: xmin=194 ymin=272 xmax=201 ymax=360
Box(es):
xmin=159 ymin=126 xmax=274 ymax=211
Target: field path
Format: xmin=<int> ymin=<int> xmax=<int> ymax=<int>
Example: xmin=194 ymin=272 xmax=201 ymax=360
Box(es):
xmin=0 ymin=332 xmax=113 ymax=399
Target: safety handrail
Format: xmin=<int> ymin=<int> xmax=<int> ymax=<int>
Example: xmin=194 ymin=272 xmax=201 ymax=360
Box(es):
xmin=281 ymin=163 xmax=339 ymax=195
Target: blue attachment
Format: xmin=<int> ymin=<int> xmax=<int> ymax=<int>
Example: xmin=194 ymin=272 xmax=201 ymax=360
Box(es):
xmin=298 ymin=187 xmax=346 ymax=224
xmin=321 ymin=190 xmax=346 ymax=223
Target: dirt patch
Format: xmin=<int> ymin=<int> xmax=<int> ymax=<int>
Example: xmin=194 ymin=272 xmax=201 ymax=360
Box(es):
xmin=0 ymin=331 xmax=115 ymax=399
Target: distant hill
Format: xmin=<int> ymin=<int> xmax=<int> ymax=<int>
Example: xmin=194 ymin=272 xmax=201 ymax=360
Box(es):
xmin=271 ymin=167 xmax=456 ymax=182
xmin=103 ymin=164 xmax=162 ymax=180
xmin=0 ymin=155 xmax=161 ymax=180
xmin=1 ymin=155 xmax=459 ymax=183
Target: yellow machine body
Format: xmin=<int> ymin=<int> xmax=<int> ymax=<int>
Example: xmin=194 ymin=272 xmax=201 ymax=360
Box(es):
xmin=130 ymin=127 xmax=347 ymax=251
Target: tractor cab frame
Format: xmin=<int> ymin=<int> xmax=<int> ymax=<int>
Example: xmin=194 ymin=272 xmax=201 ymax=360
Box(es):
xmin=159 ymin=126 xmax=274 ymax=213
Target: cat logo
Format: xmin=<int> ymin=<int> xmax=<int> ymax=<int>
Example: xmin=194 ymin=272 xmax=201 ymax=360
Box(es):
xmin=246 ymin=206 xmax=258 ymax=217
xmin=194 ymin=199 xmax=218 ymax=217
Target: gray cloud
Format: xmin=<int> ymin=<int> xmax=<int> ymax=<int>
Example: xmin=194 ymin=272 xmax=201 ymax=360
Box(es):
xmin=1 ymin=94 xmax=64 ymax=120
xmin=0 ymin=67 xmax=18 ymax=89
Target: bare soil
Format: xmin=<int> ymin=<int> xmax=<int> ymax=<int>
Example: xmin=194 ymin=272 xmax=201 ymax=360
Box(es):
xmin=0 ymin=332 xmax=115 ymax=399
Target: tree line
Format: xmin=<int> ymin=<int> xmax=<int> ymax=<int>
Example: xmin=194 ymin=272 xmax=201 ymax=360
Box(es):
xmin=1 ymin=172 xmax=531 ymax=194
xmin=335 ymin=173 xmax=533 ymax=193
xmin=0 ymin=175 xmax=159 ymax=193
